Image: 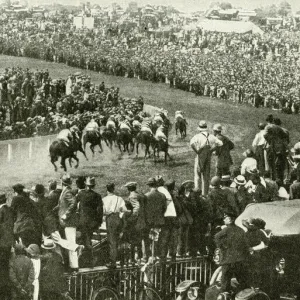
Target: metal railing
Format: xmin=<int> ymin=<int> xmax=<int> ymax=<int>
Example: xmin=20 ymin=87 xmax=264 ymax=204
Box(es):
xmin=66 ymin=256 xmax=212 ymax=300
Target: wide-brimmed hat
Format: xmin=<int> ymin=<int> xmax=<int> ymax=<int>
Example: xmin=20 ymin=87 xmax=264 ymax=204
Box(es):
xmin=234 ymin=175 xmax=246 ymax=186
xmin=181 ymin=180 xmax=194 ymax=188
xmin=124 ymin=182 xmax=137 ymax=188
xmin=146 ymin=177 xmax=157 ymax=186
xmin=213 ymin=123 xmax=222 ymax=132
xmin=41 ymin=239 xmax=56 ymax=250
xmin=85 ymin=177 xmax=96 ymax=186
xmin=61 ymin=174 xmax=72 ymax=186
xmin=197 ymin=120 xmax=208 ymax=132
xmin=25 ymin=244 xmax=40 ymax=257
xmin=0 ymin=194 xmax=7 ymax=205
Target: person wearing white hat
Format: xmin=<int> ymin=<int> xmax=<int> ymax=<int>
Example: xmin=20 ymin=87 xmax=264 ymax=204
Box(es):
xmin=234 ymin=175 xmax=253 ymax=212
xmin=190 ymin=120 xmax=223 ymax=195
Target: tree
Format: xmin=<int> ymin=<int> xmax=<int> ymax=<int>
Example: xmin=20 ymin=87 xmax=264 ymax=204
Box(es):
xmin=219 ymin=2 xmax=233 ymax=10
xmin=278 ymin=1 xmax=291 ymax=17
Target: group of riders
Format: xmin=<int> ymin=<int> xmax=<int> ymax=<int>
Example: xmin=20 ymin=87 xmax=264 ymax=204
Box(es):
xmin=50 ymin=102 xmax=188 ymax=171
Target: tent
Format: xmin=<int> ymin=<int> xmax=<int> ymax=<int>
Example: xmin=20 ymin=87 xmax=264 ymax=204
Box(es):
xmin=197 ymin=19 xmax=264 ymax=35
xmin=236 ymin=200 xmax=300 ymax=236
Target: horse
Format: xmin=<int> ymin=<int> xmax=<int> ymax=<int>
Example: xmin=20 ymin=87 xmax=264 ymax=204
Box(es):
xmin=175 ymin=118 xmax=187 ymax=138
xmin=135 ymin=130 xmax=155 ymax=161
xmin=152 ymin=124 xmax=172 ymax=164
xmin=116 ymin=128 xmax=134 ymax=154
xmin=82 ymin=130 xmax=103 ymax=157
xmin=101 ymin=127 xmax=116 ymax=150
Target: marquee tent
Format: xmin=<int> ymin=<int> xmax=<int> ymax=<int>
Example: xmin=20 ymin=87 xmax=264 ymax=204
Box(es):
xmin=197 ymin=19 xmax=264 ymax=35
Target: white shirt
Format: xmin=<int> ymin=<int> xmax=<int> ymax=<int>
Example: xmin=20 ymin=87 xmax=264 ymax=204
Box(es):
xmin=241 ymin=157 xmax=257 ymax=176
xmin=102 ymin=192 xmax=126 ymax=216
xmin=190 ymin=131 xmax=223 ymax=153
xmin=158 ymin=186 xmax=176 ymax=217
xmin=252 ymin=130 xmax=266 ymax=148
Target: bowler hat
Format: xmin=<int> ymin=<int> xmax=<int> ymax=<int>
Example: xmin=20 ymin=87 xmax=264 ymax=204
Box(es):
xmin=85 ymin=177 xmax=96 ymax=186
xmin=12 ymin=184 xmax=25 ymax=193
xmin=197 ymin=120 xmax=208 ymax=132
xmin=124 ymin=182 xmax=137 ymax=188
xmin=33 ymin=184 xmax=45 ymax=195
xmin=210 ymin=176 xmax=221 ymax=187
xmin=61 ymin=174 xmax=72 ymax=186
xmin=25 ymin=244 xmax=40 ymax=258
xmin=0 ymin=194 xmax=6 ymax=205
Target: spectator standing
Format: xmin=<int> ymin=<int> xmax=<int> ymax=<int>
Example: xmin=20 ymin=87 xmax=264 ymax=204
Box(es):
xmin=39 ymin=240 xmax=73 ymax=300
xmin=190 ymin=120 xmax=223 ymax=195
xmin=102 ymin=183 xmax=127 ymax=268
xmin=57 ymin=174 xmax=79 ymax=272
xmin=233 ymin=175 xmax=253 ymax=212
xmin=264 ymin=171 xmax=279 ymax=201
xmin=252 ymin=123 xmax=267 ymax=175
xmin=144 ymin=177 xmax=167 ymax=261
xmin=213 ymin=124 xmax=234 ymax=177
xmin=215 ymin=212 xmax=250 ymax=293
xmin=77 ymin=177 xmax=103 ymax=266
xmin=25 ymin=244 xmax=41 ymax=300
xmin=9 ymin=244 xmax=35 ymax=300
xmin=0 ymin=194 xmax=14 ymax=299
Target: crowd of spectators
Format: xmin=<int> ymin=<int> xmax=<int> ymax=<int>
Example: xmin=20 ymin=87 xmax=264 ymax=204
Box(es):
xmin=0 ymin=17 xmax=300 ymax=113
xmin=0 ymin=67 xmax=144 ymax=140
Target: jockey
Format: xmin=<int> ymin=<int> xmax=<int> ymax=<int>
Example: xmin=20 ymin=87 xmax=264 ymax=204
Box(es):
xmin=106 ymin=117 xmax=116 ymax=132
xmin=132 ymin=116 xmax=142 ymax=131
xmin=85 ymin=118 xmax=100 ymax=137
xmin=153 ymin=113 xmax=164 ymax=125
xmin=175 ymin=111 xmax=188 ymax=124
xmin=119 ymin=117 xmax=132 ymax=133
xmin=155 ymin=125 xmax=167 ymax=142
xmin=57 ymin=128 xmax=73 ymax=147
xmin=140 ymin=117 xmax=153 ymax=135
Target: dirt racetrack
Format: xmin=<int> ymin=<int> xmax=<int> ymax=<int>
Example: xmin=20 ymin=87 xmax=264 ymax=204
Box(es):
xmin=0 ymin=55 xmax=300 ymax=197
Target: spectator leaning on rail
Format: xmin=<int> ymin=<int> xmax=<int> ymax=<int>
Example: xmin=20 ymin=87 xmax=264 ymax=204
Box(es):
xmin=190 ymin=120 xmax=223 ymax=196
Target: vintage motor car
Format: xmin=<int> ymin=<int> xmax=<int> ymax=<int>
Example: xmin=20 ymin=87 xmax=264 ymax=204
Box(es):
xmin=176 ymin=200 xmax=300 ymax=300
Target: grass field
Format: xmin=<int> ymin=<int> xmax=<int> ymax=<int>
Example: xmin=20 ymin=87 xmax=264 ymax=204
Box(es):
xmin=0 ymin=55 xmax=299 ymax=198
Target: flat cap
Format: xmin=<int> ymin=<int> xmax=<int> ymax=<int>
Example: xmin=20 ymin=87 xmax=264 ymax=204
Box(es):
xmin=124 ymin=182 xmax=137 ymax=188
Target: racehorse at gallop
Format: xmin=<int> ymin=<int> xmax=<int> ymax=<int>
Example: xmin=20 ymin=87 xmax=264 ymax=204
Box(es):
xmin=116 ymin=128 xmax=134 ymax=154
xmin=82 ymin=130 xmax=103 ymax=157
xmin=49 ymin=131 xmax=87 ymax=172
xmin=175 ymin=118 xmax=187 ymax=138
xmin=152 ymin=123 xmax=172 ymax=164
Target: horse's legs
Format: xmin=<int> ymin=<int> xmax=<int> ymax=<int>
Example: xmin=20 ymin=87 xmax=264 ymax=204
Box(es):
xmin=136 ymin=142 xmax=139 ymax=157
xmin=61 ymin=157 xmax=67 ymax=172
xmin=51 ymin=156 xmax=58 ymax=172
xmin=98 ymin=141 xmax=103 ymax=153
xmin=90 ymin=144 xmax=95 ymax=157
xmin=72 ymin=154 xmax=79 ymax=168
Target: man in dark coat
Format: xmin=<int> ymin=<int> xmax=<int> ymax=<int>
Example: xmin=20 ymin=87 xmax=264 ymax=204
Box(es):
xmin=215 ymin=212 xmax=250 ymax=293
xmin=57 ymin=174 xmax=78 ymax=272
xmin=39 ymin=240 xmax=73 ymax=300
xmin=11 ymin=184 xmax=41 ymax=246
xmin=77 ymin=177 xmax=103 ymax=265
xmin=213 ymin=124 xmax=235 ymax=177
xmin=0 ymin=194 xmax=14 ymax=299
xmin=144 ymin=177 xmax=167 ymax=260
xmin=9 ymin=244 xmax=35 ymax=300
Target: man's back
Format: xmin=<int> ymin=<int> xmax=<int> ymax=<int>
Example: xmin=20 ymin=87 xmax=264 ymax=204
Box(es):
xmin=215 ymin=224 xmax=249 ymax=265
xmin=290 ymin=181 xmax=300 ymax=200
xmin=145 ymin=190 xmax=167 ymax=227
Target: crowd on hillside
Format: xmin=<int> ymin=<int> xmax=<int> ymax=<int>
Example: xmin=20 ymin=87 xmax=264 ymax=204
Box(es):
xmin=1 ymin=111 xmax=299 ymax=299
xmin=0 ymin=17 xmax=300 ymax=112
xmin=0 ymin=67 xmax=144 ymax=140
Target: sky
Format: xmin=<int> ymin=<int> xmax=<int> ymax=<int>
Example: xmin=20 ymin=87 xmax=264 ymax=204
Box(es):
xmin=32 ymin=0 xmax=300 ymax=12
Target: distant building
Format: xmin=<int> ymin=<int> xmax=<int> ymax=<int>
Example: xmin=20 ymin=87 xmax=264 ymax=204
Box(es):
xmin=238 ymin=10 xmax=256 ymax=21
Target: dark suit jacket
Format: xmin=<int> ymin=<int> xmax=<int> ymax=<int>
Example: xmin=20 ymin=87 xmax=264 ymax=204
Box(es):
xmin=215 ymin=224 xmax=250 ymax=265
xmin=215 ymin=133 xmax=234 ymax=168
xmin=58 ymin=186 xmax=77 ymax=228
xmin=144 ymin=189 xmax=167 ymax=227
xmin=0 ymin=205 xmax=14 ymax=249
xmin=77 ymin=189 xmax=103 ymax=230
xmin=289 ymin=182 xmax=300 ymax=200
